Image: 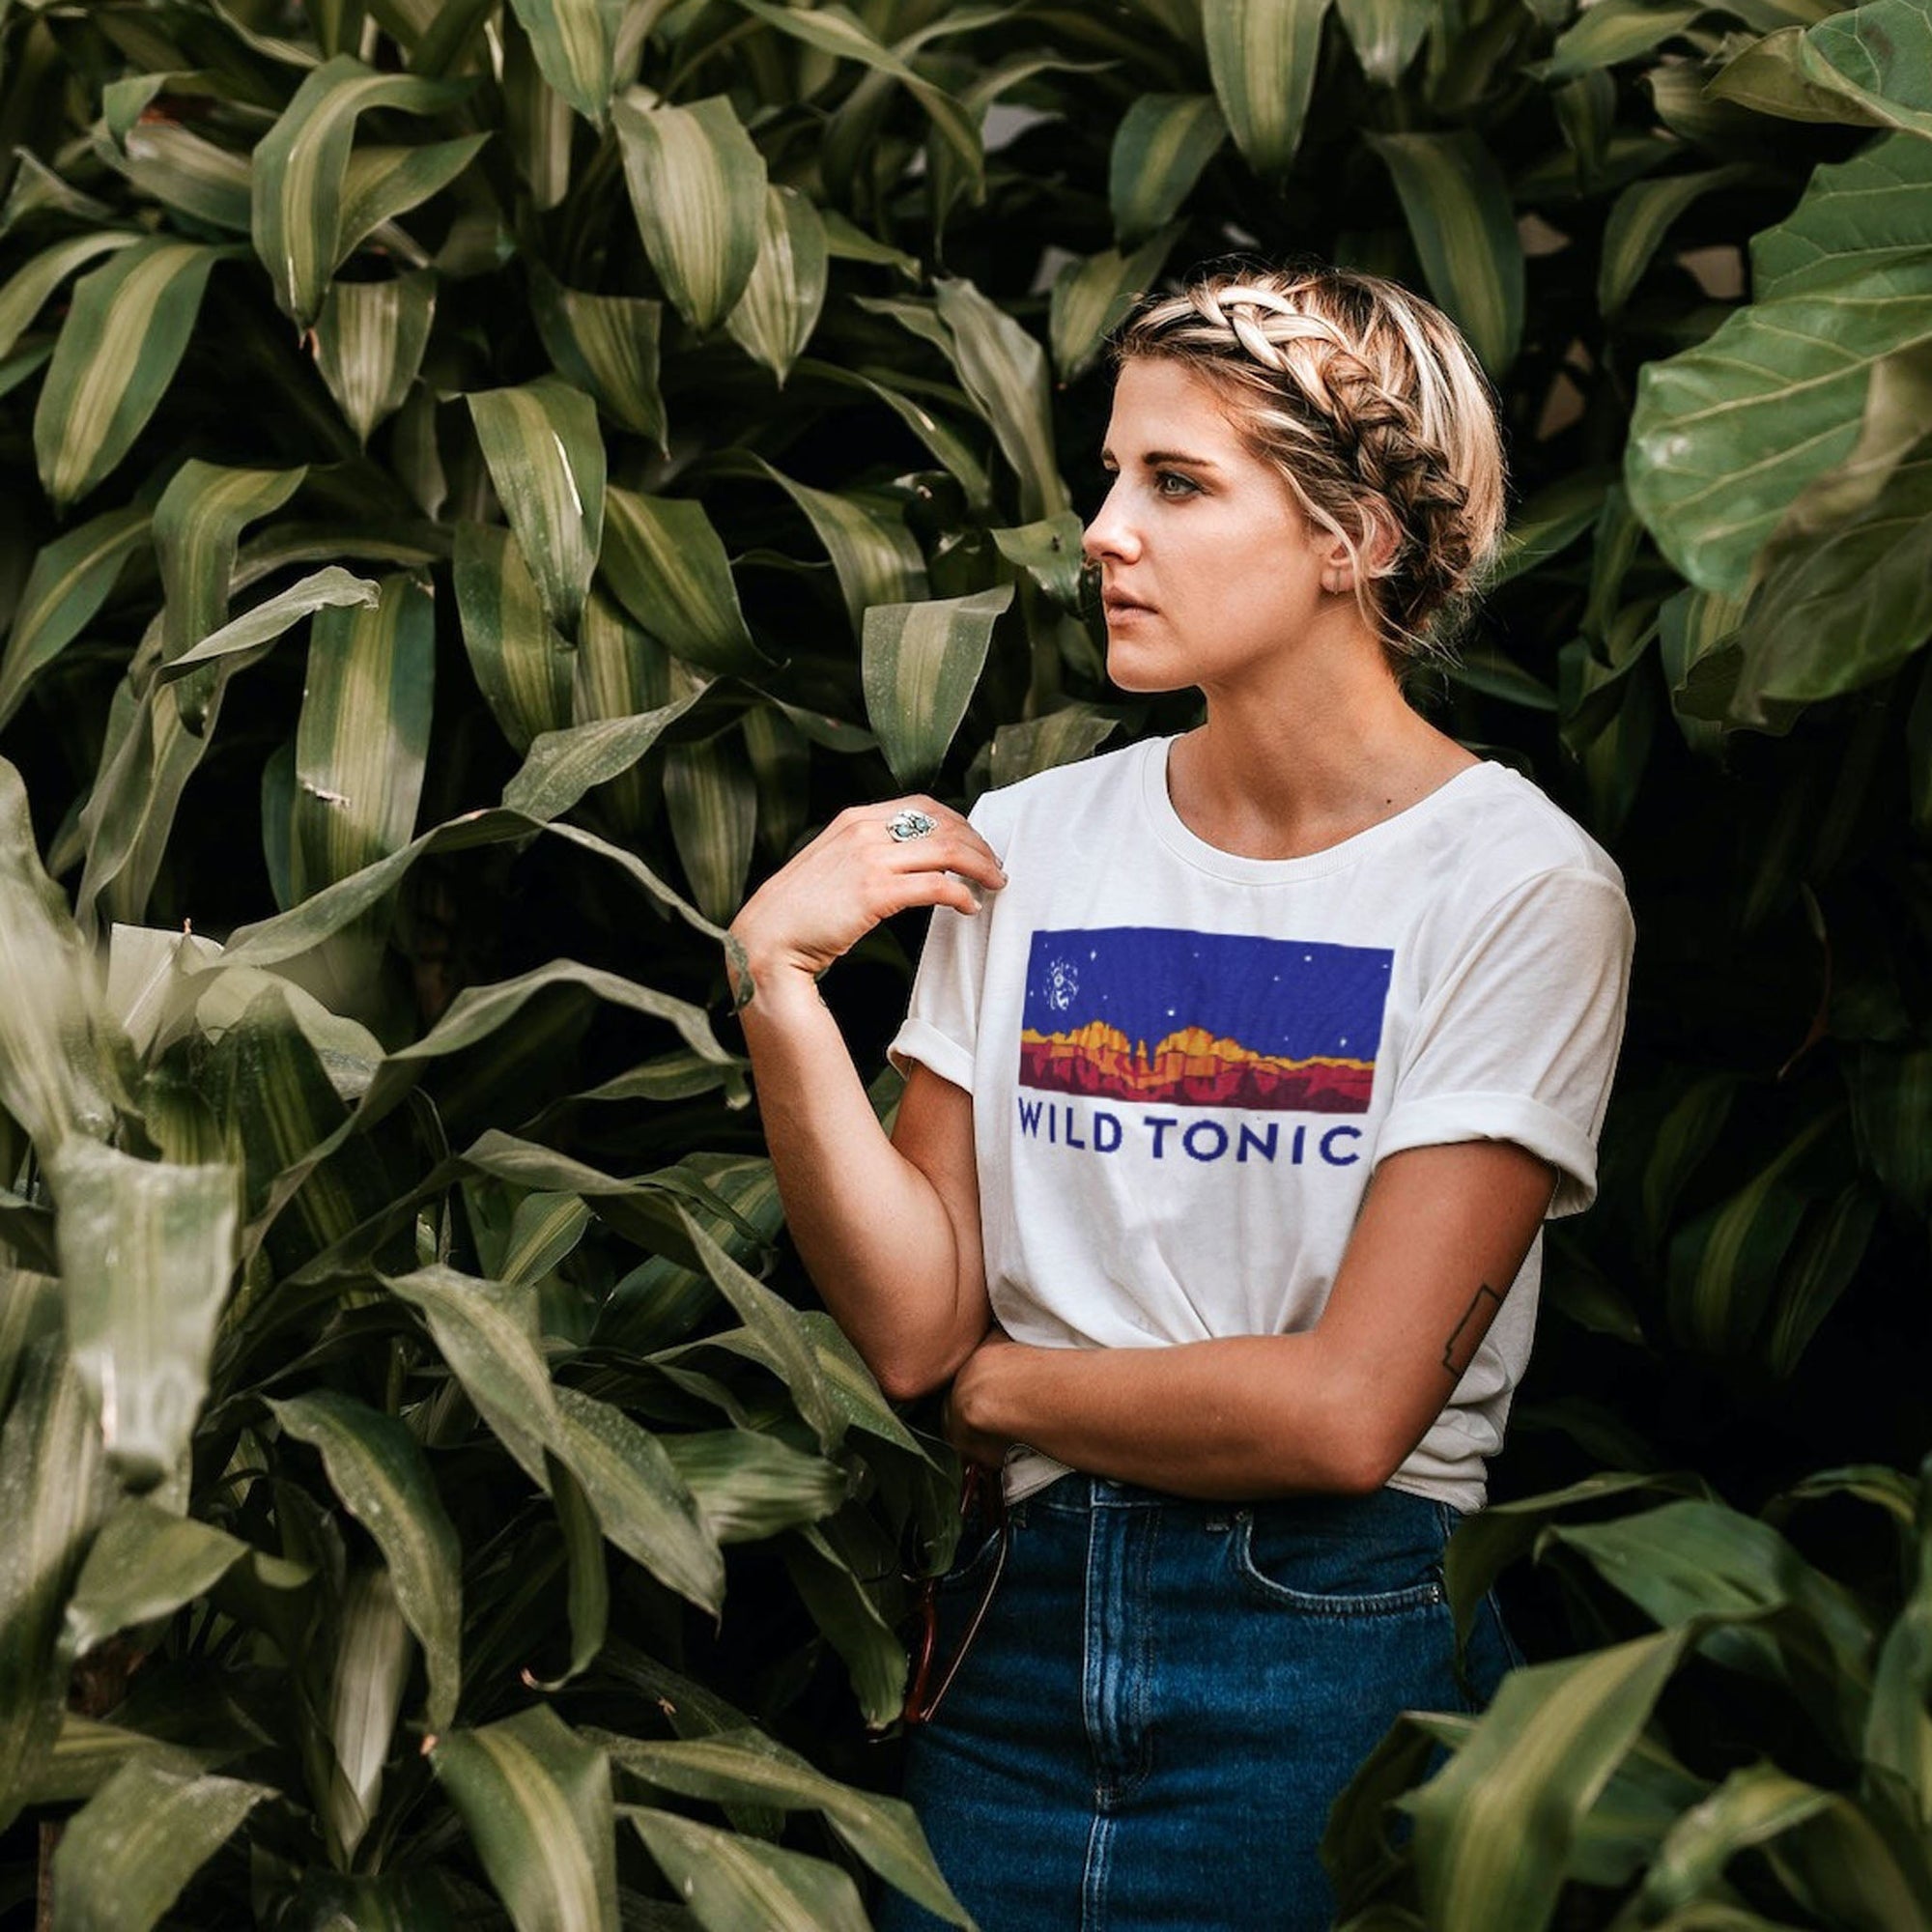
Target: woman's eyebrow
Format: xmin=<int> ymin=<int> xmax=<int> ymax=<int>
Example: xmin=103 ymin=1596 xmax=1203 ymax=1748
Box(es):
xmin=1098 ymin=447 xmax=1221 ymax=469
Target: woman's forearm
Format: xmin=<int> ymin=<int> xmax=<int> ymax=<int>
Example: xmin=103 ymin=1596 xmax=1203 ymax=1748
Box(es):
xmin=738 ymin=961 xmax=987 ymax=1399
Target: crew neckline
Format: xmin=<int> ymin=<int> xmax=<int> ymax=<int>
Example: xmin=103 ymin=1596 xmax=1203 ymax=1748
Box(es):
xmin=1137 ymin=733 xmax=1504 ymax=883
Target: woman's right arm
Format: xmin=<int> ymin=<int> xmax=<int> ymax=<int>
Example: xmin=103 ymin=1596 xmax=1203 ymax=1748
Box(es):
xmin=726 ymin=798 xmax=1006 ymax=1400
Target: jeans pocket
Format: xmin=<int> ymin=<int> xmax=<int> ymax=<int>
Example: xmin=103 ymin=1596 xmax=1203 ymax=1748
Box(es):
xmin=1232 ymin=1501 xmax=1448 ymax=1616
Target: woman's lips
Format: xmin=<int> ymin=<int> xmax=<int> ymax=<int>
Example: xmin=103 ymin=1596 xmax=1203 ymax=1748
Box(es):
xmin=1103 ymin=593 xmax=1154 ymax=616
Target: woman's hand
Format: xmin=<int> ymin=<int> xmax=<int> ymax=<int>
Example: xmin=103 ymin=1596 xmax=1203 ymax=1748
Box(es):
xmin=944 ymin=1328 xmax=1020 ymax=1468
xmin=725 ymin=796 xmax=1007 ymax=1010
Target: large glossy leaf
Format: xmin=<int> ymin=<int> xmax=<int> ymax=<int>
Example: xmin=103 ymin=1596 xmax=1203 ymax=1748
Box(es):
xmin=467 ymin=377 xmax=606 ymax=637
xmin=250 ymin=54 xmax=469 ymax=325
xmin=506 ymin=0 xmax=624 ymax=125
xmin=312 ymin=271 xmax=436 ymax=444
xmin=1366 ymin=129 xmax=1522 ymax=377
xmin=1203 ymin=0 xmax=1330 ymax=177
xmin=660 ymin=1431 xmax=845 ymax=1546
xmin=1710 ymin=1 xmax=1932 ymax=137
xmin=614 ymin=94 xmax=766 ymax=334
xmin=63 ymin=1498 xmax=254 ymax=1660
xmin=726 ymin=185 xmax=829 ymax=386
xmin=501 ymin=688 xmax=705 ymax=824
xmin=432 ymin=1706 xmax=618 ymax=1932
xmin=270 ymin=1389 xmax=463 ymax=1729
xmin=1627 ymin=134 xmax=1932 ymax=594
xmin=1410 ymin=1628 xmax=1697 ymax=1932
xmin=454 ymin=522 xmax=577 ymax=755
xmin=0 ymin=509 xmax=149 ymax=730
xmin=1109 ymin=94 xmax=1226 ymax=246
xmin=551 ymin=1385 xmax=724 ymax=1614
xmin=0 ymin=1339 xmax=108 ymax=1833
xmin=627 ymin=1804 xmax=868 ymax=1931
xmin=48 ymin=1758 xmax=270 ymax=1932
xmin=0 ymin=758 xmax=126 ymax=1150
xmin=53 ymin=1142 xmax=239 ymax=1492
xmin=862 ymin=584 xmax=1012 ymax=785
xmin=1050 ymin=227 xmax=1182 ymax=385
xmin=320 ymin=1565 xmax=412 ymax=1865
xmin=600 ymin=1727 xmax=970 ymax=1924
xmin=664 ymin=734 xmax=756 ymax=927
xmin=751 ymin=458 xmax=927 ymax=638
xmin=530 ymin=270 xmax=666 ymax=444
xmin=600 ymin=486 xmax=770 ymax=675
xmin=932 ymin=279 xmax=1068 ymax=520
xmin=291 ymin=571 xmax=435 ymax=899
xmin=0 ymin=233 xmax=142 ymax=362
xmin=33 ymin=240 xmax=227 ymax=510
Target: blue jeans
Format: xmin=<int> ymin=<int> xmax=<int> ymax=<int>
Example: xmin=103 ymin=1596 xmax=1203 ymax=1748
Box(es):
xmin=879 ymin=1476 xmax=1520 ymax=1932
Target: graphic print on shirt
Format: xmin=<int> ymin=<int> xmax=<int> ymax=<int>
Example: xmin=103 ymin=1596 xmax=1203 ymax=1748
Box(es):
xmin=1018 ymin=927 xmax=1394 ymax=1114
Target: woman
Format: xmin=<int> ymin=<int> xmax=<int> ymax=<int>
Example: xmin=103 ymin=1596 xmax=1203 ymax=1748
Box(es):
xmin=725 ymin=264 xmax=1634 ymax=1931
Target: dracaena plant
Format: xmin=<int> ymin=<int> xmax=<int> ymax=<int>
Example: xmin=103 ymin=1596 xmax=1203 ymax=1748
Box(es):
xmin=1 ymin=0 xmax=1931 ymax=1925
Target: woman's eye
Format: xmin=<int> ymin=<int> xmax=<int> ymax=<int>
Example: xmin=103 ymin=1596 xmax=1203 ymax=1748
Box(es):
xmin=1154 ymin=471 xmax=1198 ymax=498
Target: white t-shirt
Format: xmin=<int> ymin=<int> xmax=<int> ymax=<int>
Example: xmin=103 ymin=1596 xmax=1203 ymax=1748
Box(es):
xmin=888 ymin=735 xmax=1634 ymax=1512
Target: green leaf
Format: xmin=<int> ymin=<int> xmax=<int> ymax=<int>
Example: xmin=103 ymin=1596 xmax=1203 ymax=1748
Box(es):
xmin=660 ymin=1431 xmax=845 ymax=1546
xmin=1710 ymin=2 xmax=1932 ymax=138
xmin=1335 ymin=0 xmax=1432 ymax=86
xmin=63 ymin=1498 xmax=253 ymax=1660
xmin=1411 ymin=1628 xmax=1697 ymax=1932
xmin=1539 ymin=0 xmax=1703 ymax=84
xmin=33 ymin=240 xmax=226 ymax=510
xmin=313 ymin=271 xmax=436 ymax=444
xmin=250 ymin=54 xmax=469 ymax=325
xmin=0 ymin=1340 xmax=109 ymax=1833
xmin=1049 ymin=226 xmax=1182 ymax=385
xmin=726 ymin=185 xmax=830 ymax=386
xmin=156 ymin=564 xmax=381 ymax=675
xmin=432 ymin=1707 xmax=617 ymax=1932
xmin=1109 ymin=94 xmax=1226 ymax=246
xmin=862 ymin=584 xmax=1012 ymax=785
xmin=552 ymin=1385 xmax=725 ymax=1614
xmin=989 ymin=704 xmax=1119 ymax=788
xmin=665 ymin=734 xmax=756 ymax=927
xmin=1626 ymin=135 xmax=1932 ymax=594
xmin=454 ymin=521 xmax=578 ymax=755
xmin=506 ymin=0 xmax=624 ymax=125
xmin=531 ymin=270 xmax=666 ymax=444
xmin=467 ymin=376 xmax=606 ymax=637
xmin=601 ymin=486 xmax=771 ymax=675
xmin=0 ymin=505 xmax=151 ymax=735
xmin=990 ymin=513 xmax=1088 ymax=610
xmin=53 ymin=1141 xmax=239 ymax=1492
xmin=270 ymin=1389 xmax=463 ymax=1730
xmin=933 ymin=278 xmax=1068 ymax=520
xmin=615 ymin=94 xmax=767 ymax=334
xmin=291 ymin=571 xmax=437 ymax=900
xmin=1851 ymin=1042 xmax=1932 ymax=1214
xmin=320 ymin=1565 xmax=412 ymax=1865
xmin=49 ymin=1758 xmax=270 ymax=1932
xmin=600 ymin=1727 xmax=970 ymax=1924
xmin=340 ymin=134 xmax=489 ymax=263
xmin=501 ymin=688 xmax=706 ymax=824
xmin=783 ymin=1523 xmax=906 ymax=1729
xmin=1366 ymin=130 xmax=1522 ymax=378
xmin=101 ymin=117 xmax=253 ymax=233
xmin=0 ymin=233 xmax=142 ymax=362
xmin=1203 ymin=0 xmax=1331 ymax=177
xmin=751 ymin=456 xmax=927 ymax=639
xmin=627 ymin=1804 xmax=869 ymax=1931
xmin=1600 ymin=166 xmax=1756 ymax=317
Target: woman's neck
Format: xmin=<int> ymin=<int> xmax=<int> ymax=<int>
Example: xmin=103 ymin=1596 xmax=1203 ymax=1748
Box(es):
xmin=1166 ymin=630 xmax=1476 ymax=862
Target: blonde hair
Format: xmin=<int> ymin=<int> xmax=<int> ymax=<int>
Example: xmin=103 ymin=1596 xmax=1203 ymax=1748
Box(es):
xmin=1108 ymin=262 xmax=1507 ymax=666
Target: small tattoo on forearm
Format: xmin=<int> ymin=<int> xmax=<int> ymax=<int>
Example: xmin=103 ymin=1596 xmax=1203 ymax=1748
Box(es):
xmin=1441 ymin=1283 xmax=1503 ymax=1378
xmin=724 ymin=934 xmax=755 ymax=1012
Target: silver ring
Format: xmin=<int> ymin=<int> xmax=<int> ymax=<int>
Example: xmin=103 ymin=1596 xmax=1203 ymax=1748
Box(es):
xmin=887 ymin=809 xmax=937 ymax=842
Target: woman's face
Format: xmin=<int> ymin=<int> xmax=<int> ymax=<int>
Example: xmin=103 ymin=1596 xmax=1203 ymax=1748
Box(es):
xmin=1086 ymin=356 xmax=1346 ymax=697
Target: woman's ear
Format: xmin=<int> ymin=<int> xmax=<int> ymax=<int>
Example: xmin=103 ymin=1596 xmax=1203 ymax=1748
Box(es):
xmin=1320 ymin=509 xmax=1399 ymax=595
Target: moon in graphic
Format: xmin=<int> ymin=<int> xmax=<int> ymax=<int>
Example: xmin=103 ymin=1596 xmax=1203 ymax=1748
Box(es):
xmin=1046 ymin=957 xmax=1079 ymax=1012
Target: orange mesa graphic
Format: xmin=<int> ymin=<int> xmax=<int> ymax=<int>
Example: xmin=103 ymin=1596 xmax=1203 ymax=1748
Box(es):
xmin=1018 ymin=927 xmax=1392 ymax=1115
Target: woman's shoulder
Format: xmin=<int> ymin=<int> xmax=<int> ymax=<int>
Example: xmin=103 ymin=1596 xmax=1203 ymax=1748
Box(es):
xmin=1434 ymin=760 xmax=1627 ymax=899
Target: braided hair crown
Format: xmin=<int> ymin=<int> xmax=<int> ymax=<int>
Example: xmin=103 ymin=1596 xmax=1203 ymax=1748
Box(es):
xmin=1108 ymin=262 xmax=1508 ymax=666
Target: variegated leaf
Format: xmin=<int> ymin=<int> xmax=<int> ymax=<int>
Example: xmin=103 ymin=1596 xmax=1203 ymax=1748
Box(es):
xmin=506 ymin=0 xmax=625 ymax=126
xmin=312 ymin=271 xmax=436 ymax=444
xmin=726 ymin=185 xmax=830 ymax=385
xmin=1108 ymin=94 xmax=1226 ymax=247
xmin=531 ymin=269 xmax=666 ymax=443
xmin=600 ymin=486 xmax=769 ymax=675
xmin=1203 ymin=0 xmax=1332 ymax=178
xmin=862 ymin=584 xmax=1012 ymax=785
xmin=454 ymin=522 xmax=578 ymax=754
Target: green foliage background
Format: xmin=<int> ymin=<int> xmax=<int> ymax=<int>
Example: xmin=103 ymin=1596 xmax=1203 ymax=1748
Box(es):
xmin=1 ymin=0 xmax=1930 ymax=1925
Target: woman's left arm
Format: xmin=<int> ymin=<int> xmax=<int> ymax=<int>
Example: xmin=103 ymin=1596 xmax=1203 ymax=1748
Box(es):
xmin=945 ymin=1137 xmax=1555 ymax=1498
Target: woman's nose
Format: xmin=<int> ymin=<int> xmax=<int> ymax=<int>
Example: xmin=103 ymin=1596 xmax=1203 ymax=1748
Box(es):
xmin=1082 ymin=480 xmax=1140 ymax=565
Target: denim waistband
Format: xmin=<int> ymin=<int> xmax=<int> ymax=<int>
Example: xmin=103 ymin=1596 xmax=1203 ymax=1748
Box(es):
xmin=1025 ymin=1472 xmax=1463 ymax=1529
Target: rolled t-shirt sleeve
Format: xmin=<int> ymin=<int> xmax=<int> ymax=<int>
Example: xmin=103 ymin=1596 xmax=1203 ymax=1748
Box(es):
xmin=886 ymin=799 xmax=1005 ymax=1094
xmin=1375 ymin=865 xmax=1634 ymax=1217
